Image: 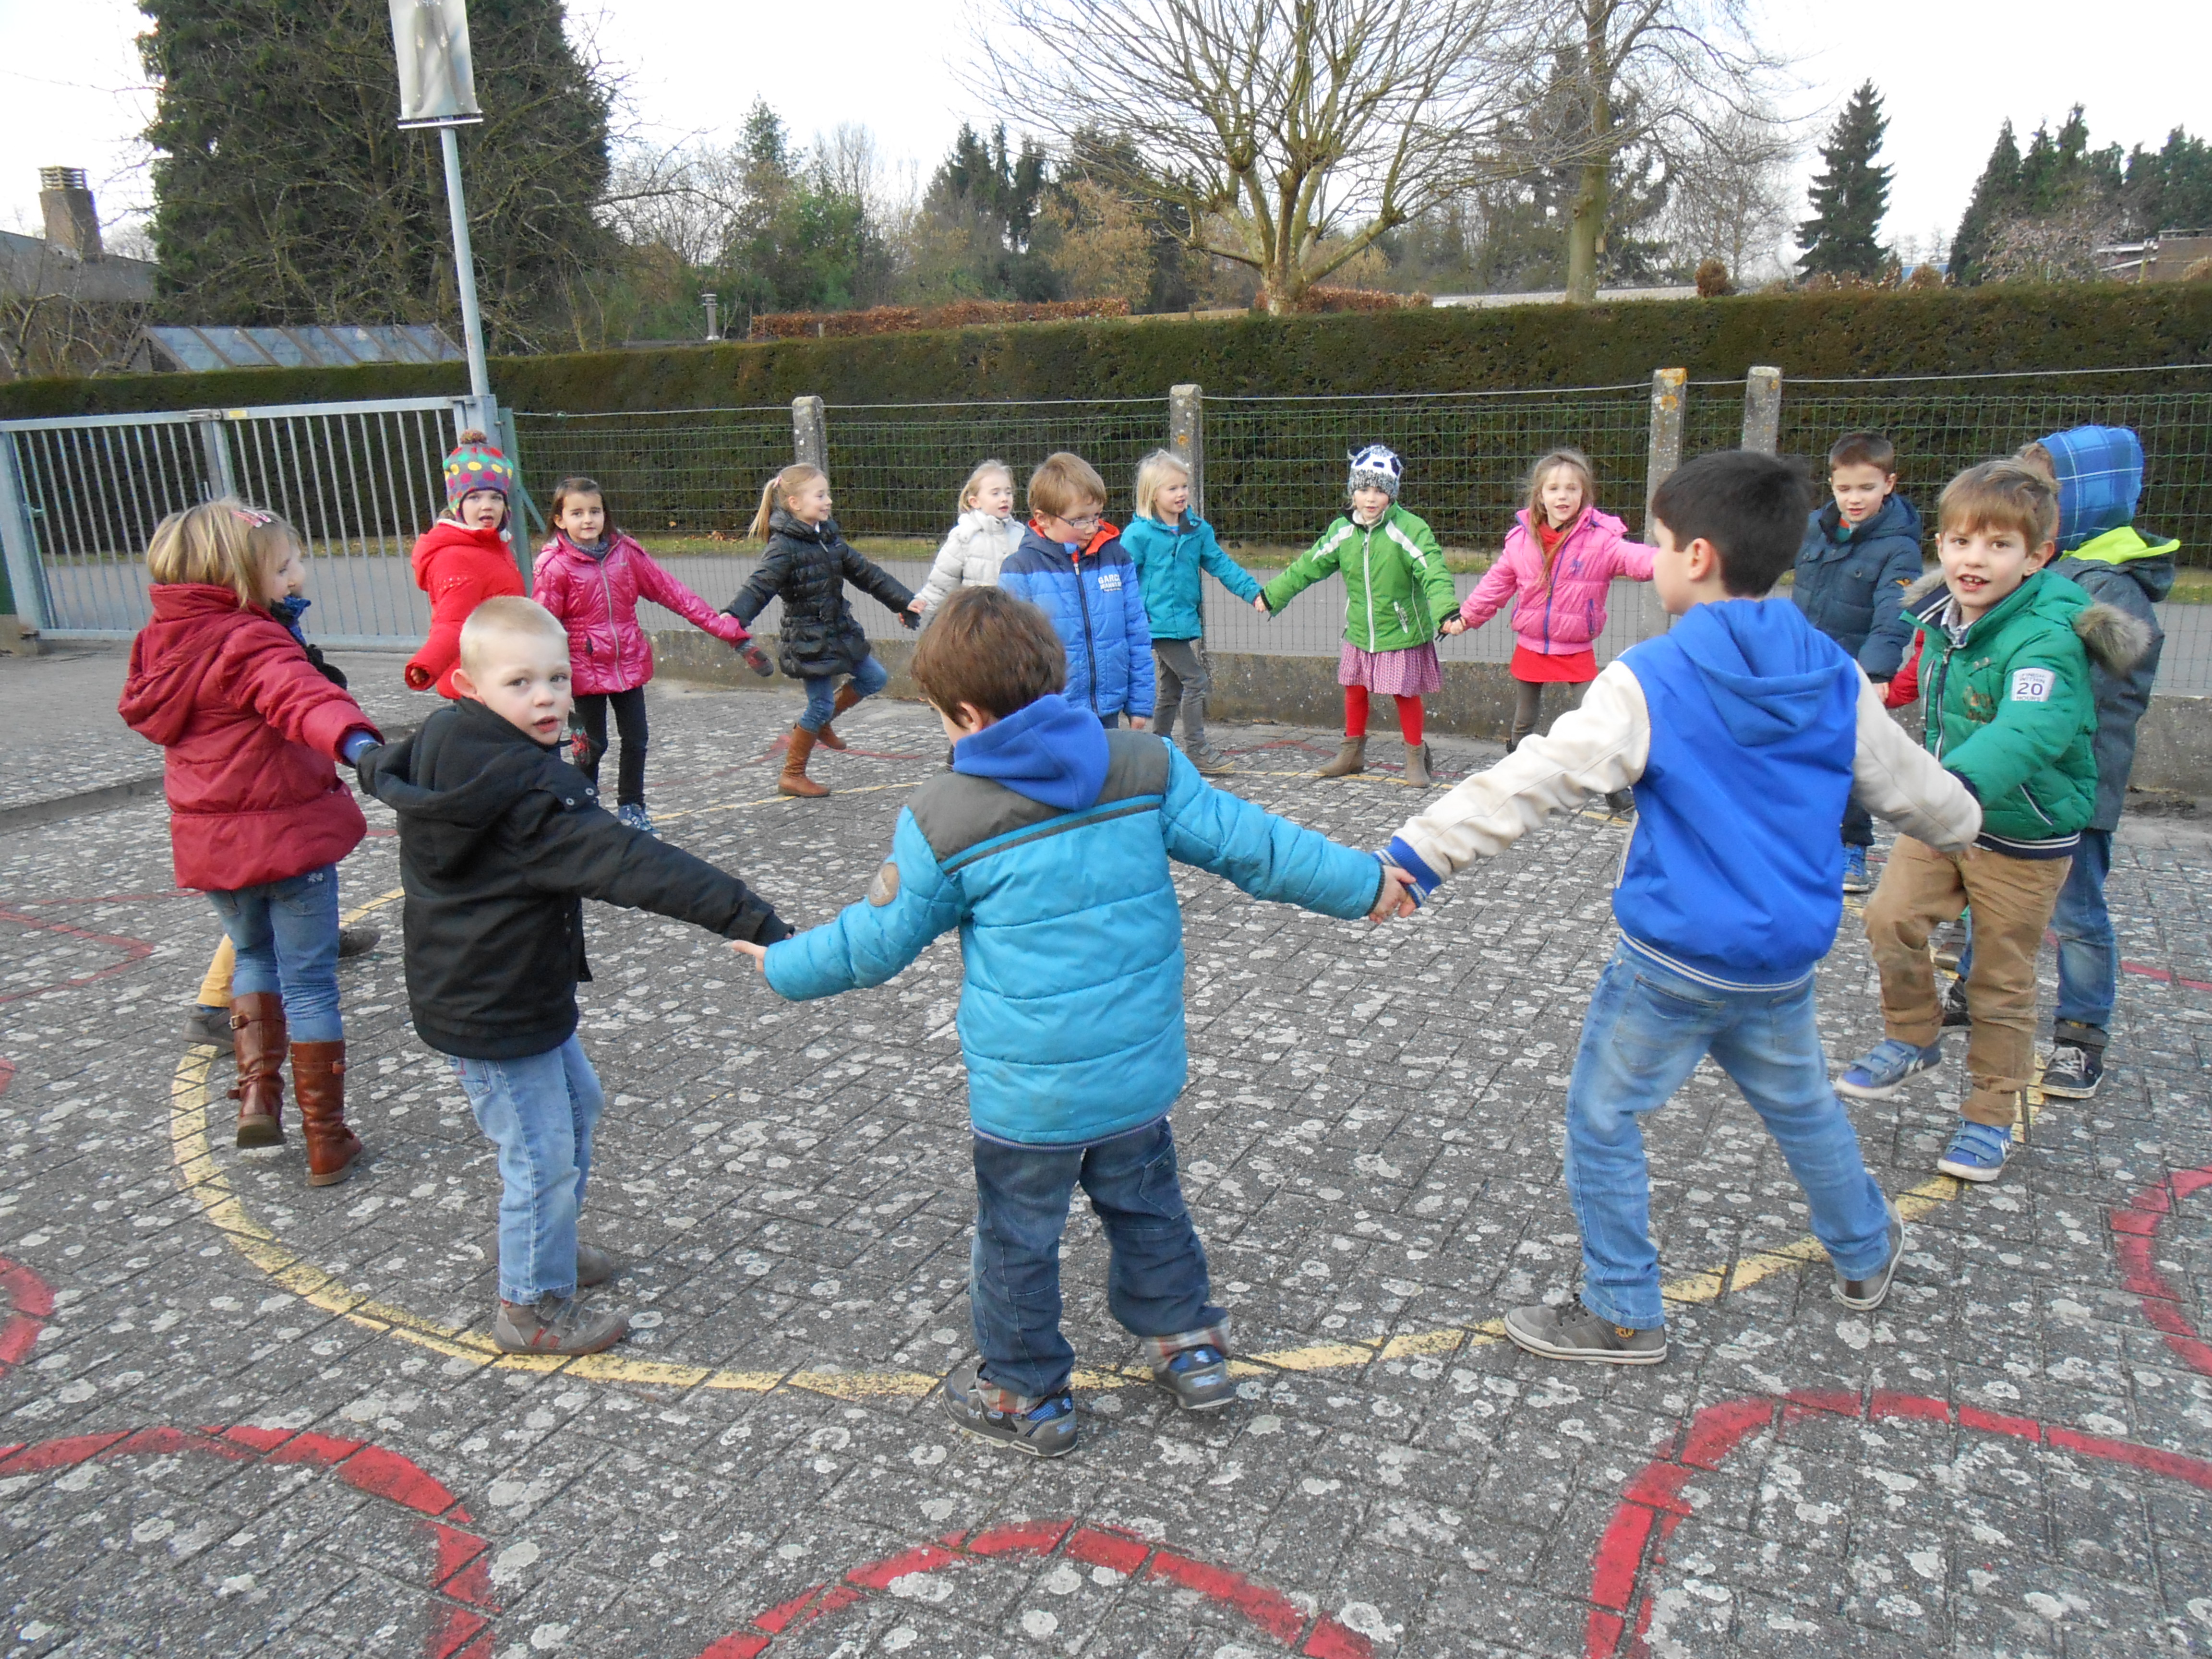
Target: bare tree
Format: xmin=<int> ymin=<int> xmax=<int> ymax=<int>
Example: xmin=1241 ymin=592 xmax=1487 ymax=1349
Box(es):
xmin=1983 ymin=185 xmax=2124 ymax=284
xmin=1662 ymin=108 xmax=1797 ymax=282
xmin=1550 ymin=0 xmax=1781 ymax=301
xmin=983 ymin=0 xmax=1548 ymax=313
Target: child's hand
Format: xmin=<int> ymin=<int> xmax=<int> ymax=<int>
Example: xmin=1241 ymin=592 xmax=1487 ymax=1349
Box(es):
xmin=1252 ymin=595 xmax=1270 ymax=613
xmin=730 ymin=939 xmax=768 ymax=974
xmin=404 ymin=663 xmax=434 ymax=690
xmin=1440 ymin=617 xmax=1467 ymax=636
xmin=1128 ymin=715 xmax=1149 ymax=732
xmin=1370 ymin=865 xmax=1419 ymax=922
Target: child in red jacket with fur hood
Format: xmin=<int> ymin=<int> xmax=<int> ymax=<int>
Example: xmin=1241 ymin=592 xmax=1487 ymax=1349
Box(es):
xmin=120 ymin=502 xmax=384 ymax=1186
xmin=404 ymin=430 xmax=525 ymax=696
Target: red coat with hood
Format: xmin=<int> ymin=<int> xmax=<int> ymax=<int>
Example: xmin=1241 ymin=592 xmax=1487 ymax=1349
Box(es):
xmin=119 ymin=584 xmax=381 ymax=891
xmin=532 ymin=529 xmax=751 ymax=695
xmin=405 ymin=519 xmax=525 ymax=696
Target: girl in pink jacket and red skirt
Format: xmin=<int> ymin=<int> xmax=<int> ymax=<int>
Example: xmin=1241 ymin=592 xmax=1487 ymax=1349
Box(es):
xmin=1445 ymin=448 xmax=1656 ymax=774
xmin=533 ymin=476 xmax=771 ymax=835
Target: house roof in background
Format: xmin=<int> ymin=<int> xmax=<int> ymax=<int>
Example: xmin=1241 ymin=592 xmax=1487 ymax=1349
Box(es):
xmin=130 ymin=323 xmax=462 ymax=372
xmin=0 ymin=229 xmax=156 ymax=304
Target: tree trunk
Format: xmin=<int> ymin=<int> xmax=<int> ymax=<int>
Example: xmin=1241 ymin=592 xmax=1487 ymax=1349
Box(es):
xmin=1565 ymin=157 xmax=1608 ymax=303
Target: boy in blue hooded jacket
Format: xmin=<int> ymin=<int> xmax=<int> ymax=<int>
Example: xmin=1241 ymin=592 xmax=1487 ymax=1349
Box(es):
xmin=1382 ymin=452 xmax=1982 ymax=1366
xmin=998 ymin=451 xmax=1157 ymax=729
xmin=733 ymin=586 xmax=1412 ymax=1454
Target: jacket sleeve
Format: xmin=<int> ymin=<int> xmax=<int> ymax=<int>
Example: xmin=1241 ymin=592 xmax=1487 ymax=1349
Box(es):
xmin=224 ymin=629 xmax=382 ymax=759
xmin=1157 ymin=744 xmax=1384 ymax=918
xmin=1849 ymin=671 xmax=1981 ymax=851
xmin=406 ymin=555 xmax=478 ymax=690
xmin=1123 ymin=577 xmax=1156 ymax=716
xmin=726 ymin=542 xmax=791 ymax=627
xmin=1884 ymin=634 xmax=1923 ymax=709
xmin=531 ymin=549 xmax=569 ymax=621
xmin=632 ymin=546 xmax=750 ymax=643
xmin=1406 ymin=516 xmax=1458 ymax=626
xmin=1195 ymin=526 xmax=1264 ymax=605
xmin=1385 ymin=661 xmax=1649 ymax=892
xmin=843 ymin=543 xmax=918 ymax=616
xmin=914 ymin=526 xmax=971 ymax=613
xmin=2071 ymin=563 xmax=2165 ymax=734
xmin=1608 ymin=533 xmax=1659 ymax=581
xmin=1855 ymin=538 xmax=1925 ymax=679
xmin=762 ymin=809 xmax=966 ymax=998
xmin=1457 ymin=553 xmax=1519 ymax=628
xmin=514 ymin=787 xmax=789 ymax=942
xmin=1260 ymin=524 xmax=1346 ymax=612
xmin=1937 ymin=630 xmax=2096 ymax=805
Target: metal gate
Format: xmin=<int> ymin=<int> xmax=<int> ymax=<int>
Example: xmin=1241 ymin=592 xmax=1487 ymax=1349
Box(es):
xmin=0 ymin=395 xmax=521 ymax=645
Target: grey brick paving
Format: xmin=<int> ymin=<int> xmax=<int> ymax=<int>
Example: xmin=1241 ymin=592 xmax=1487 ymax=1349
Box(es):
xmin=2 ymin=671 xmax=2211 ymax=1657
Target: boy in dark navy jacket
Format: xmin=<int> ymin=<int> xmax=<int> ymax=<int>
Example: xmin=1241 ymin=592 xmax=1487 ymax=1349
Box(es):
xmin=1383 ymin=453 xmax=1981 ymax=1366
xmin=734 ymin=587 xmax=1409 ymax=1455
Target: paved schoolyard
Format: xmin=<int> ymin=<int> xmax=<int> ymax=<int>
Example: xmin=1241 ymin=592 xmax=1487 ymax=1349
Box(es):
xmin=2 ymin=668 xmax=2211 ymax=1658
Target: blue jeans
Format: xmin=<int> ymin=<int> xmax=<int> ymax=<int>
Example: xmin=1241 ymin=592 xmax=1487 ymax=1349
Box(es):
xmin=206 ymin=865 xmax=343 ymax=1043
xmin=970 ymin=1118 xmax=1221 ymax=1399
xmin=1564 ymin=944 xmax=1893 ymax=1329
xmin=1955 ymin=829 xmax=2114 ymax=1042
xmin=799 ymin=652 xmax=890 ymax=733
xmin=447 ymin=1035 xmax=605 ymax=1303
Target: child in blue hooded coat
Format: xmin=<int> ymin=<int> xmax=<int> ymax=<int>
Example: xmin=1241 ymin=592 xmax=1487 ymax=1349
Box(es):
xmin=998 ymin=451 xmax=1156 ymax=728
xmin=733 ymin=587 xmax=1410 ymax=1456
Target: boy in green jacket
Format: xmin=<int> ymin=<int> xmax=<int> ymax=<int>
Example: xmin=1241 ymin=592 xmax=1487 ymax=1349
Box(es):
xmin=1840 ymin=460 xmax=2149 ymax=1184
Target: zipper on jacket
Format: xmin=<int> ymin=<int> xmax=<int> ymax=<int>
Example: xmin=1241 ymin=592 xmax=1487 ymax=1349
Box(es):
xmin=1072 ymin=546 xmax=1100 ymax=711
xmin=1362 ymin=525 xmax=1377 ymax=650
xmin=2019 ymin=782 xmax=2055 ymax=827
xmin=597 ymin=555 xmax=622 ymax=680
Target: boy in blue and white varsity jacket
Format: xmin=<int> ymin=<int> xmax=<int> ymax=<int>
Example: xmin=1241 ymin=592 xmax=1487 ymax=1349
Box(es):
xmin=998 ymin=451 xmax=1157 ymax=728
xmin=1381 ymin=452 xmax=1982 ymax=1368
xmin=733 ymin=587 xmax=1411 ymax=1455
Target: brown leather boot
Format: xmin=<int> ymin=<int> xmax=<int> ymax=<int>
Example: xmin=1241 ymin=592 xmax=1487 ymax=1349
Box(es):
xmin=291 ymin=1040 xmax=363 ymax=1187
xmin=229 ymin=991 xmax=287 ymax=1148
xmin=814 ymin=682 xmax=865 ymax=751
xmin=779 ymin=725 xmax=829 ymax=798
xmin=1315 ymin=736 xmax=1366 ymax=778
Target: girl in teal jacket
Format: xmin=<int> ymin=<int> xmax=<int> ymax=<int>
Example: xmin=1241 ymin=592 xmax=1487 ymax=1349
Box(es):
xmin=1122 ymin=450 xmax=1266 ymax=776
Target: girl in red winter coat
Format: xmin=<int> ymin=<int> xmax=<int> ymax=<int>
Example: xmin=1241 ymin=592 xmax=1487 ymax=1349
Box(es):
xmin=120 ymin=502 xmax=384 ymax=1186
xmin=533 ymin=476 xmax=772 ymax=835
xmin=404 ymin=430 xmax=526 ymax=696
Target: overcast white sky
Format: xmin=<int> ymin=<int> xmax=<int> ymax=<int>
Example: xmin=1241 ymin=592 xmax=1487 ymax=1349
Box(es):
xmin=2 ymin=0 xmax=2206 ymax=269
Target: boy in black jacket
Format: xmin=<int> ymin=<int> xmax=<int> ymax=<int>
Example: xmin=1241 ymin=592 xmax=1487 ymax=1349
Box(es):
xmin=361 ymin=597 xmax=791 ymax=1356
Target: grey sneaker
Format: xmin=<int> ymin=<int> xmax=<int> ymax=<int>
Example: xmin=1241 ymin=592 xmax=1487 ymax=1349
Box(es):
xmin=1144 ymin=1322 xmax=1235 ymax=1412
xmin=1187 ymin=745 xmax=1237 ymax=777
xmin=1833 ymin=1198 xmax=1905 ymax=1311
xmin=576 ymin=1242 xmax=617 ymax=1287
xmin=183 ymin=1003 xmax=230 ymax=1046
xmin=940 ymin=1359 xmax=1079 ymax=1457
xmin=337 ymin=924 xmax=381 ymax=959
xmin=1503 ymin=1298 xmax=1667 ymax=1365
xmin=493 ymin=1293 xmax=629 ymax=1356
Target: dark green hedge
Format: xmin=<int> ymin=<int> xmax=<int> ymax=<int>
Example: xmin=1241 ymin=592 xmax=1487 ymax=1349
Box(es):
xmin=5 ymin=284 xmax=2210 ymax=419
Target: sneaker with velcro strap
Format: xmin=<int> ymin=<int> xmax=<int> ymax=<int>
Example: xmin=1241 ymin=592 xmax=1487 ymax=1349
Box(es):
xmin=1936 ymin=1118 xmax=2012 ymax=1183
xmin=1144 ymin=1322 xmax=1235 ymax=1411
xmin=940 ymin=1359 xmax=1079 ymax=1457
xmin=1836 ymin=1036 xmax=1945 ymax=1100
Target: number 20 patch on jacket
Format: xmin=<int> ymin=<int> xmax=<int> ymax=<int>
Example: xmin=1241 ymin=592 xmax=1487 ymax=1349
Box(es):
xmin=2010 ymin=667 xmax=2056 ymax=702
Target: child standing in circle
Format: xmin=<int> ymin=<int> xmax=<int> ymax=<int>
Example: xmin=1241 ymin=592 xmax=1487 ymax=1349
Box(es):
xmin=405 ymin=430 xmax=526 ymax=697
xmin=1261 ymin=445 xmax=1456 ymax=787
xmin=533 ymin=476 xmax=770 ymax=836
xmin=1445 ymin=448 xmax=1656 ymax=765
xmin=727 ymin=464 xmax=922 ymax=798
xmin=912 ymin=459 xmax=1023 ymax=613
xmin=120 ymin=502 xmax=382 ymax=1185
xmin=1122 ymin=449 xmax=1268 ymax=776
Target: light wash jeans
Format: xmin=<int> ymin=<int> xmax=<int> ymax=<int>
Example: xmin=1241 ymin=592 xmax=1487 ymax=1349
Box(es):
xmin=206 ymin=864 xmax=343 ymax=1043
xmin=447 ymin=1035 xmax=605 ymax=1303
xmin=1563 ymin=943 xmax=1893 ymax=1329
xmin=1955 ymin=828 xmax=2116 ymax=1043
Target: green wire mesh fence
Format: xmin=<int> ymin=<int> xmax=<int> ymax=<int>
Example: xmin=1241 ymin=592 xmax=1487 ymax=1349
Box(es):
xmin=511 ymin=407 xmax=794 ymax=535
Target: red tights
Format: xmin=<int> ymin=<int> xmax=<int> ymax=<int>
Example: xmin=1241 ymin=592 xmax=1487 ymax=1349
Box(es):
xmin=1344 ymin=686 xmax=1423 ymax=745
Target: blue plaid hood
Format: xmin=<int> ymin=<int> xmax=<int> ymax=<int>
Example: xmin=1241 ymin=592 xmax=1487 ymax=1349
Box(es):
xmin=2041 ymin=425 xmax=2142 ymax=552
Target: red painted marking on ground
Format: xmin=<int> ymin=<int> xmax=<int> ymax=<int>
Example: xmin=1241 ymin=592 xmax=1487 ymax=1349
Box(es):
xmin=0 ymin=1257 xmax=54 ymax=1373
xmin=0 ymin=1425 xmax=498 ymax=1658
xmin=0 ymin=1058 xmax=13 ymax=1098
xmin=2120 ymin=959 xmax=2212 ymax=992
xmin=1584 ymin=1391 xmax=2212 ymax=1659
xmin=2112 ymin=1164 xmax=2212 ymax=1376
xmin=694 ymin=1517 xmax=1372 ymax=1659
xmin=0 ymin=909 xmax=156 ymax=1004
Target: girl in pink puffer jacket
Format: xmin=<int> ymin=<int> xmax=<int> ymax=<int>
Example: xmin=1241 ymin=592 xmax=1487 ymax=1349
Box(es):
xmin=533 ymin=476 xmax=771 ymax=834
xmin=1444 ymin=447 xmax=1657 ymax=760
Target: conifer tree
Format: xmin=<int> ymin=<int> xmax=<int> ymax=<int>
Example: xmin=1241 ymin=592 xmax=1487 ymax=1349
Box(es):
xmin=140 ymin=0 xmax=612 ymax=350
xmin=1797 ymin=81 xmax=1891 ymax=279
xmin=1950 ymin=120 xmax=2023 ymax=284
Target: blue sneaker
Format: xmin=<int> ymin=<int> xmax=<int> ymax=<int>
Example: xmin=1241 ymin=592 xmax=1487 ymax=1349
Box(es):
xmin=1841 ymin=845 xmax=1871 ymax=894
xmin=1936 ymin=1119 xmax=2012 ymax=1183
xmin=941 ymin=1360 xmax=1079 ymax=1458
xmin=617 ymin=803 xmax=657 ymax=837
xmin=1836 ymin=1036 xmax=1945 ymax=1100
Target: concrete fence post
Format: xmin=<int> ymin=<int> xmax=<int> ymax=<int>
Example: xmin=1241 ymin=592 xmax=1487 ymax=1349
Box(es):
xmin=1741 ymin=365 xmax=1782 ymax=455
xmin=1644 ymin=368 xmax=1686 ymax=530
xmin=792 ymin=395 xmax=827 ymax=470
xmin=1168 ymin=384 xmax=1203 ymax=523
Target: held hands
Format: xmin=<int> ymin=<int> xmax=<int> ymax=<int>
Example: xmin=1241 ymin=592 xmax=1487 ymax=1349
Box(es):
xmin=730 ymin=938 xmax=768 ymax=974
xmin=1369 ymin=864 xmax=1419 ymax=922
xmin=901 ymin=602 xmax=924 ymax=630
xmin=1128 ymin=716 xmax=1149 ymax=732
xmin=1440 ymin=617 xmax=1467 ymax=636
xmin=1251 ymin=595 xmax=1270 ymax=613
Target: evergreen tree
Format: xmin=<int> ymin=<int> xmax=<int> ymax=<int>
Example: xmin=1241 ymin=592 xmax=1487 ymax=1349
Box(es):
xmin=1798 ymin=81 xmax=1891 ymax=278
xmin=1951 ymin=121 xmax=2023 ymax=284
xmin=140 ymin=0 xmax=613 ymax=351
xmin=713 ymin=101 xmax=890 ymax=314
xmin=2121 ymin=128 xmax=2212 ymax=234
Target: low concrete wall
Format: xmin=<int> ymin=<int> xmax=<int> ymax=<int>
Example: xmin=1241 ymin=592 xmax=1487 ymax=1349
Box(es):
xmin=651 ymin=631 xmax=2212 ymax=797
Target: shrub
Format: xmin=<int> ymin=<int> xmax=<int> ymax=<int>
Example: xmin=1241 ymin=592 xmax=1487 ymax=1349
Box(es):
xmin=1694 ymin=258 xmax=1732 ymax=298
xmin=748 ymin=298 xmax=1130 ymax=340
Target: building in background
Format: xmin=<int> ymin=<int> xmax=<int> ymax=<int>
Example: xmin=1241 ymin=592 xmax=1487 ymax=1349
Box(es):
xmin=0 ymin=168 xmax=157 ymax=381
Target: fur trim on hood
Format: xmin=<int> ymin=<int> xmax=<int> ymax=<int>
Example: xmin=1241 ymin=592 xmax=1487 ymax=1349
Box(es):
xmin=1903 ymin=567 xmax=1948 ymax=605
xmin=1900 ymin=565 xmax=2152 ymax=673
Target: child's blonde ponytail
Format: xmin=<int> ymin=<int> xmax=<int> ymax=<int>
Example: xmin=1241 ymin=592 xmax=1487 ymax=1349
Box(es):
xmin=749 ymin=464 xmax=826 ymax=541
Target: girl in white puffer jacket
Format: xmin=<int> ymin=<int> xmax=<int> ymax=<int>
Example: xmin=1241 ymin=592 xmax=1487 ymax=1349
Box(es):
xmin=914 ymin=459 xmax=1023 ymax=614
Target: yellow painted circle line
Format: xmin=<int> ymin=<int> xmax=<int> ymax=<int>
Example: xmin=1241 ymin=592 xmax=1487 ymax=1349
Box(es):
xmin=164 ymin=859 xmax=2023 ymax=1397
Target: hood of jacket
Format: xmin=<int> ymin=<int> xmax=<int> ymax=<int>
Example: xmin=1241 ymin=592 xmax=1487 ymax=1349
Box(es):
xmin=1019 ymin=519 xmax=1119 ymax=563
xmin=412 ymin=518 xmax=512 ymax=587
xmin=951 ymin=693 xmax=1110 ymax=811
xmin=2041 ymin=425 xmax=2144 ymax=552
xmin=769 ymin=506 xmax=840 ymax=545
xmin=2060 ymin=524 xmax=2178 ymax=597
xmin=1812 ymin=492 xmax=1921 ymax=553
xmin=1514 ymin=504 xmax=1626 ymax=549
xmin=1669 ymin=598 xmax=1860 ymax=748
xmin=365 ymin=698 xmax=568 ymax=869
xmin=117 ymin=583 xmax=264 ymax=746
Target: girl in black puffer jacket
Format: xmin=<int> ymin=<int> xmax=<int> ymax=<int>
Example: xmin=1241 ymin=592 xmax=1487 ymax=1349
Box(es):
xmin=727 ymin=465 xmax=921 ymax=797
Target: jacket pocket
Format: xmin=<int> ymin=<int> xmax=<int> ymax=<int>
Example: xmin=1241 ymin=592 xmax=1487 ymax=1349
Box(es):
xmin=2019 ymin=782 xmax=2056 ymax=828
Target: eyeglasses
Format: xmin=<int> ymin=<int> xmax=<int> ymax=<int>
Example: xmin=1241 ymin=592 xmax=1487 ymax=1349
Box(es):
xmin=1059 ymin=513 xmax=1102 ymax=530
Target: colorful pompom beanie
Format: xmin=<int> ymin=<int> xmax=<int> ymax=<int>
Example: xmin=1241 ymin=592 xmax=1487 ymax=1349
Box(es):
xmin=443 ymin=432 xmax=515 ymax=507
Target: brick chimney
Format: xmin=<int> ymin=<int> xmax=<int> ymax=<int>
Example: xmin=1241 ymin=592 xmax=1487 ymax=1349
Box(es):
xmin=38 ymin=167 xmax=104 ymax=262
